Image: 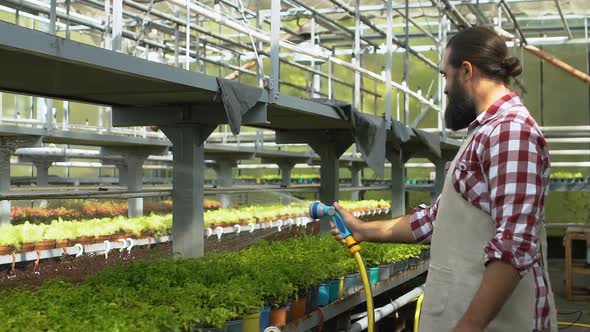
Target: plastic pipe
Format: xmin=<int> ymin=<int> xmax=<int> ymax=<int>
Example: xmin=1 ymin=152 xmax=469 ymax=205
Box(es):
xmin=349 ymin=285 xmax=425 ymax=332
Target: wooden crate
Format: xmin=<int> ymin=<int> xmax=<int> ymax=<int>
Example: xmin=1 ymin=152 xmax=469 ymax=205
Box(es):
xmin=564 ymin=227 xmax=590 ymax=301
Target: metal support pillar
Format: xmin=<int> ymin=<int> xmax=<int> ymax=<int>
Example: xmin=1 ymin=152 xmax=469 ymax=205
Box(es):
xmin=349 ymin=164 xmax=364 ymax=201
xmin=0 ymin=136 xmax=41 ymax=226
xmin=0 ymin=149 xmax=11 ymax=226
xmin=31 ymin=159 xmax=56 ymax=208
xmin=213 ymin=159 xmax=237 ymax=209
xmin=279 ymin=161 xmax=296 ymax=188
xmin=353 ymin=0 xmax=361 ymax=111
xmin=403 ymin=0 xmax=410 ymax=125
xmin=387 ymin=149 xmax=406 ymax=218
xmin=162 ymin=126 xmax=214 ymax=258
xmin=385 ymin=0 xmax=393 ymax=124
xmin=317 ymin=146 xmax=339 ymax=210
xmin=101 ymin=147 xmax=164 ymax=218
xmin=269 ymin=0 xmax=280 ymax=102
xmin=112 ymin=0 xmax=123 ymax=51
xmin=33 ymin=161 xmax=51 ymax=187
xmin=276 ymin=130 xmax=352 ymax=232
xmin=116 ymin=163 xmax=128 ymax=186
xmin=126 ymin=155 xmax=145 ymax=218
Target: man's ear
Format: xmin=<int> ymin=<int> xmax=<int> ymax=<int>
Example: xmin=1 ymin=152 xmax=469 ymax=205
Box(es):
xmin=461 ymin=61 xmax=473 ymax=81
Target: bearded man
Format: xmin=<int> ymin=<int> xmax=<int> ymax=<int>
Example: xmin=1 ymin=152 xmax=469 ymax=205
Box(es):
xmin=330 ymin=26 xmax=557 ymax=332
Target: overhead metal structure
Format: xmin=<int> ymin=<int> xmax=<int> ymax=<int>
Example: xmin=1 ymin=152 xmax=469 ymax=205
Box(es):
xmin=0 ymin=0 xmax=589 ymax=256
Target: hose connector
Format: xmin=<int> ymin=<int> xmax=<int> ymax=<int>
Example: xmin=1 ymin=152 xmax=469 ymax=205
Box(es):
xmin=309 ymin=202 xmax=361 ymax=255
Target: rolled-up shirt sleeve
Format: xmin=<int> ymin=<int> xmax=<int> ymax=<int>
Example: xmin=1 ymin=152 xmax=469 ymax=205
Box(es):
xmin=482 ymin=122 xmax=549 ymax=276
xmin=408 ymin=195 xmax=441 ymax=244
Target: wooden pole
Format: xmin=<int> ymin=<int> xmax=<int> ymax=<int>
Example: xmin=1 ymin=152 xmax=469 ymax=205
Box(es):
xmin=524 ymin=44 xmax=590 ymax=84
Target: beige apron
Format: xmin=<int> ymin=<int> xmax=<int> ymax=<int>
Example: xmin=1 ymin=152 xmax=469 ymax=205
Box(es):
xmin=418 ymin=133 xmax=558 ymax=332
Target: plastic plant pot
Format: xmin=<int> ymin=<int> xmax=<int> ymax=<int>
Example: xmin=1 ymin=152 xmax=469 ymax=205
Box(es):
xmin=328 ymin=279 xmax=340 ymax=303
xmin=379 ymin=263 xmax=393 ymax=281
xmin=269 ymin=306 xmax=288 ymax=328
xmin=224 ymin=319 xmax=243 ymax=332
xmin=408 ymin=257 xmax=419 ymax=268
xmin=242 ymin=311 xmax=261 ymax=332
xmin=368 ymin=267 xmax=380 ymax=286
xmin=344 ymin=273 xmax=361 ymax=296
xmin=317 ymin=282 xmax=330 ymax=306
xmin=306 ymin=287 xmax=318 ymax=314
xmin=290 ymin=297 xmax=307 ymax=321
xmin=260 ymin=306 xmax=270 ymax=331
xmin=400 ymin=259 xmax=409 ymax=273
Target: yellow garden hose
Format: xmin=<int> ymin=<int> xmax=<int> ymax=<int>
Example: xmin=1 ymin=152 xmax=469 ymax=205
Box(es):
xmin=309 ymin=203 xmax=375 ymax=332
xmin=558 ymin=322 xmax=590 ymax=329
xmin=353 ymin=251 xmax=374 ymax=332
xmin=413 ymin=292 xmax=425 ymax=332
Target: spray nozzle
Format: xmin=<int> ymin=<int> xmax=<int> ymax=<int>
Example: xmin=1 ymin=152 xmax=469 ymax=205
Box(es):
xmin=309 ymin=202 xmax=352 ymax=239
xmin=309 ymin=202 xmax=360 ymax=255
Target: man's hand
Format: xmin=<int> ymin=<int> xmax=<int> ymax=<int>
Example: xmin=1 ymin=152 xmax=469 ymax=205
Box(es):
xmin=330 ymin=202 xmax=367 ymax=243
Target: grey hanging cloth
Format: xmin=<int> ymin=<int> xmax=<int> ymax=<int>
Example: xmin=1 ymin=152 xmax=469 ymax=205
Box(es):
xmin=390 ymin=120 xmax=412 ymax=144
xmin=216 ymin=78 xmax=264 ymax=136
xmin=412 ymin=128 xmax=441 ymax=158
xmin=350 ymin=111 xmax=386 ymax=178
xmin=309 ymin=98 xmax=386 ymax=178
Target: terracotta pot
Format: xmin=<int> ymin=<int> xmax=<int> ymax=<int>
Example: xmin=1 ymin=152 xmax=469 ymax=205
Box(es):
xmin=75 ymin=236 xmax=95 ymax=245
xmin=0 ymin=245 xmax=13 ymax=255
xmin=35 ymin=240 xmax=56 ymax=251
xmin=56 ymin=239 xmax=70 ymax=248
xmin=94 ymin=235 xmax=111 ymax=243
xmin=290 ymin=297 xmax=307 ymax=321
xmin=269 ymin=306 xmax=288 ymax=328
xmin=19 ymin=243 xmax=35 ymax=252
xmin=139 ymin=231 xmax=155 ymax=239
xmin=111 ymin=233 xmax=126 ymax=241
xmin=212 ymin=222 xmax=228 ymax=228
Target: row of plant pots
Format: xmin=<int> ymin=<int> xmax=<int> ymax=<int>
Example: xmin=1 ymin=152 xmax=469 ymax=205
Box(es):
xmin=0 ymin=201 xmax=393 ymax=255
xmin=0 ymin=235 xmax=428 ymax=331
xmin=205 ymin=249 xmax=431 ymax=332
xmin=10 ymin=200 xmax=222 ymax=225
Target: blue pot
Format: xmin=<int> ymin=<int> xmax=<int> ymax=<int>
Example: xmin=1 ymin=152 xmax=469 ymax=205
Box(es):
xmin=317 ymin=282 xmax=330 ymax=306
xmin=260 ymin=306 xmax=270 ymax=331
xmin=328 ymin=279 xmax=339 ymax=303
xmin=368 ymin=267 xmax=380 ymax=286
xmin=306 ymin=287 xmax=318 ymax=314
xmin=224 ymin=319 xmax=243 ymax=332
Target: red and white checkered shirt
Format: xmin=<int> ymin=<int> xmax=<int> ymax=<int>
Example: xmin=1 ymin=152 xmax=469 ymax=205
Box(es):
xmin=409 ymin=92 xmax=551 ymax=331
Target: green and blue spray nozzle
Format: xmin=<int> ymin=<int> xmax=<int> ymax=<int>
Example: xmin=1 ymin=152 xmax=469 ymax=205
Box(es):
xmin=309 ymin=202 xmax=361 ymax=255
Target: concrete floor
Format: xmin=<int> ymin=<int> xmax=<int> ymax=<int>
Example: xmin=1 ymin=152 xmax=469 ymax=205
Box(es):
xmin=547 ymin=259 xmax=590 ymax=331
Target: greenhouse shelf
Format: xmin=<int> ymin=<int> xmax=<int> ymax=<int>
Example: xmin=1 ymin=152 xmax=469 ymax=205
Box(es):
xmin=0 ymin=210 xmax=394 ymax=266
xmin=0 ymin=216 xmax=324 ymax=266
xmin=0 ymin=235 xmax=171 ymax=265
xmin=282 ymin=262 xmax=429 ymax=332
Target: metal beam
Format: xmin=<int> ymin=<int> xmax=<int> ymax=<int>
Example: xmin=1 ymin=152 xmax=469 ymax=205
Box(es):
xmin=328 ymin=0 xmax=439 ymax=71
xmin=499 ymin=0 xmax=528 ymax=45
xmin=554 ymin=0 xmax=573 ymax=39
xmin=285 ymin=0 xmax=379 ymax=49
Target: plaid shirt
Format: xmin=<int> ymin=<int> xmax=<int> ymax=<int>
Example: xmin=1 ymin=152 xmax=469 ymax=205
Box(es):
xmin=409 ymin=92 xmax=551 ymax=331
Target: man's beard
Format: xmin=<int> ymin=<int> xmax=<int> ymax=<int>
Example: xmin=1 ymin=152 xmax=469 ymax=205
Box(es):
xmin=444 ymin=78 xmax=477 ymax=131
